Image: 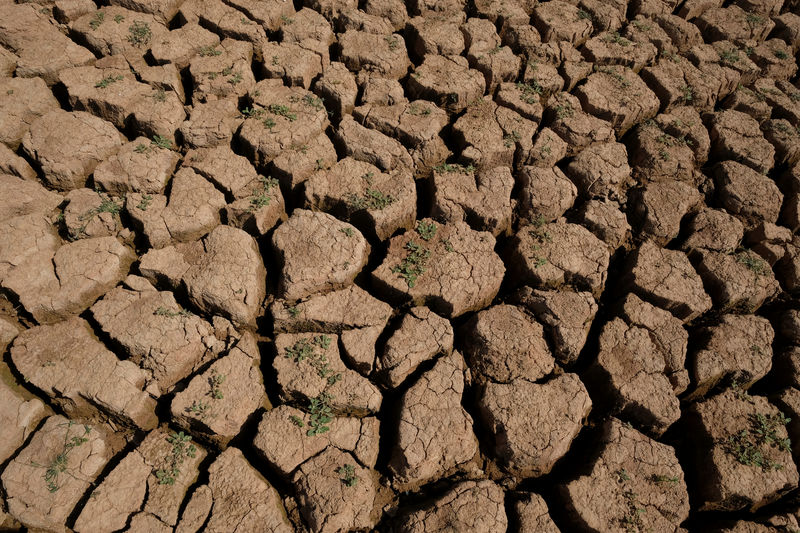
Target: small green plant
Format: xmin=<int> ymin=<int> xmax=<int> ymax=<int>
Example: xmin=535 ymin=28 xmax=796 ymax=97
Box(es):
xmin=651 ymin=474 xmax=680 ymax=484
xmin=154 ymin=431 xmax=197 ymax=485
xmin=340 ymin=227 xmax=354 ymax=237
xmin=554 ymin=102 xmax=574 ymax=120
xmin=616 ymin=468 xmax=631 ymax=482
xmin=726 ymin=411 xmax=791 ymax=471
xmin=720 ymin=48 xmax=740 ymax=64
xmin=503 ymin=130 xmax=521 ymax=148
xmin=532 ymin=256 xmax=548 ymax=268
xmin=249 ymin=175 xmax=278 ymax=211
xmin=114 ymin=14 xmax=125 ymax=23
xmin=620 ymin=490 xmax=646 ymax=532
xmin=151 ymin=87 xmax=167 ymax=102
xmin=408 ymin=103 xmax=431 ymax=115
xmin=268 ymin=103 xmax=297 ymax=121
xmin=154 ymin=306 xmax=191 ymax=317
xmin=151 ymin=135 xmax=174 ymax=150
xmin=488 ymin=45 xmax=502 ymax=55
xmin=228 ymin=72 xmax=243 ymax=85
xmin=679 ymin=84 xmax=693 ymax=103
xmin=187 ymin=400 xmax=210 ymax=418
xmin=442 ymin=239 xmax=455 ymax=252
xmin=289 ymin=414 xmax=304 ymax=427
xmin=302 ymin=94 xmax=324 ymax=110
xmin=392 ymin=240 xmax=430 ymax=288
xmin=134 ymin=143 xmax=150 ymax=154
xmin=385 ymin=35 xmax=399 ymax=50
xmin=240 ymin=106 xmax=265 ymax=119
xmin=596 ymin=66 xmax=630 ymax=88
xmin=30 ymin=421 xmax=91 ymax=493
xmin=209 ymin=372 xmax=225 ymax=400
xmin=307 ymin=392 xmax=333 ymax=436
xmin=285 ymin=335 xmax=341 ymax=385
xmin=271 ymin=54 xmax=280 ymax=66
xmin=337 ymin=464 xmax=359 ymax=487
xmin=604 ymin=31 xmax=630 ymax=46
xmin=199 ymin=45 xmax=222 ymax=57
xmin=416 ymin=220 xmax=437 ymax=241
xmin=516 ymin=80 xmax=542 ymax=104
xmin=434 ymin=162 xmax=475 ymax=173
xmin=95 ymin=74 xmax=123 ymax=88
xmin=746 ymin=12 xmax=765 ymax=27
xmin=775 ymin=49 xmax=789 ymax=60
xmin=658 ymin=149 xmax=670 ymax=161
xmin=736 ymin=250 xmax=768 ymax=276
xmin=287 ymin=305 xmax=300 ymax=318
xmin=280 ymin=14 xmax=294 ymax=24
xmin=89 ymin=11 xmax=105 ymax=30
xmin=263 ymin=117 xmax=276 ymax=129
xmin=347 ymin=188 xmax=395 ymax=210
xmin=128 ymin=21 xmax=152 ymax=47
xmin=577 ymin=8 xmax=592 ymax=20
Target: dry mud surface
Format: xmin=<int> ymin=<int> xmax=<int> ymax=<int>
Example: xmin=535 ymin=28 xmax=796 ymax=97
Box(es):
xmin=2 ymin=0 xmax=800 ymax=531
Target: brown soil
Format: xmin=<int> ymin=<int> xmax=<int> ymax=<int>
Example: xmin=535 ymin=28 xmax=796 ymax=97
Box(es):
xmin=1 ymin=2 xmax=800 ymax=531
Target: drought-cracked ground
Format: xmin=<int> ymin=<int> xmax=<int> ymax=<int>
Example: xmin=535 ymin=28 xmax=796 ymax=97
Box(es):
xmin=1 ymin=0 xmax=800 ymax=531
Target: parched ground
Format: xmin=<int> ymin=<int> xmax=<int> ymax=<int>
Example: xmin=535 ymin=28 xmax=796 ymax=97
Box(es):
xmin=1 ymin=0 xmax=800 ymax=531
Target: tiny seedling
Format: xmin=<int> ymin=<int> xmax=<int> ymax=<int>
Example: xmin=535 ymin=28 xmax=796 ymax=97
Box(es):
xmin=128 ymin=21 xmax=152 ymax=47
xmin=736 ymin=250 xmax=768 ymax=276
xmin=113 ymin=14 xmax=124 ymax=23
xmin=408 ymin=103 xmax=431 ymax=115
xmin=209 ymin=372 xmax=226 ymax=400
xmin=95 ymin=74 xmax=123 ymax=89
xmin=651 ymin=474 xmax=680 ymax=485
xmin=720 ymin=49 xmax=739 ymax=64
xmin=516 ymin=81 xmax=542 ymax=104
xmin=151 ymin=135 xmax=174 ymax=150
xmin=680 ymin=84 xmax=693 ymax=103
xmin=287 ymin=305 xmax=300 ymax=318
xmin=434 ymin=162 xmax=475 ymax=173
xmin=337 ymin=464 xmax=359 ymax=487
xmin=187 ymin=400 xmax=210 ymax=418
xmin=307 ymin=392 xmax=333 ymax=436
xmin=154 ymin=431 xmax=197 ymax=485
xmin=347 ymin=188 xmax=395 ymax=211
xmin=603 ymin=31 xmax=630 ymax=46
xmin=554 ymin=102 xmax=574 ymax=120
xmin=416 ymin=220 xmax=437 ymax=241
xmin=285 ymin=335 xmax=341 ymax=385
xmin=228 ymin=72 xmax=243 ymax=85
xmin=442 ymin=239 xmax=455 ymax=252
xmin=302 ymin=94 xmax=324 ymax=110
xmin=154 ymin=306 xmax=191 ymax=317
xmin=134 ymin=143 xmax=150 ymax=154
xmin=30 ymin=421 xmax=91 ymax=493
xmin=385 ymin=35 xmax=399 ymax=50
xmin=503 ymin=130 xmax=521 ymax=148
xmin=89 ymin=11 xmax=105 ymax=30
xmin=289 ymin=415 xmax=304 ymax=427
xmin=616 ymin=468 xmax=631 ymax=482
xmin=340 ymin=227 xmax=354 ymax=237
xmin=268 ymin=103 xmax=297 ymax=121
xmin=281 ymin=14 xmax=294 ymax=24
xmin=249 ymin=175 xmax=278 ymax=211
xmin=198 ymin=45 xmax=222 ymax=57
xmin=577 ymin=8 xmax=592 ymax=20
xmin=391 ymin=240 xmax=430 ymax=288
xmin=151 ymin=87 xmax=167 ymax=102
xmin=775 ymin=49 xmax=789 ymax=60
xmin=620 ymin=490 xmax=646 ymax=532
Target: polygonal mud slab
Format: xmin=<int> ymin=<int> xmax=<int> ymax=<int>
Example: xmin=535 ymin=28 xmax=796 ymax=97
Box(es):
xmin=516 ymin=165 xmax=577 ymax=225
xmin=682 ymin=208 xmax=745 ymax=254
xmin=175 ymin=447 xmax=292 ymax=533
xmin=392 ymin=480 xmax=508 ymax=532
xmin=407 ymin=54 xmax=485 ymax=112
xmin=2 ymin=236 xmax=135 ymax=324
xmin=375 ymin=306 xmax=453 ymax=388
xmin=624 ymin=241 xmax=712 ymax=322
xmin=478 ymin=373 xmax=591 ymax=477
xmin=430 ymin=164 xmax=514 ymax=236
xmin=691 ymin=249 xmax=780 ymax=312
xmin=621 ymin=293 xmax=689 ymax=394
xmin=292 ymin=447 xmax=378 ymax=533
xmin=511 ymin=492 xmax=560 ymax=532
xmin=462 ymin=304 xmax=554 ymax=383
xmin=389 ymin=351 xmax=479 ymax=489
xmin=0 ymin=361 xmax=49 ymax=465
xmin=587 ymin=318 xmax=680 ymax=436
xmin=0 ymin=174 xmax=62 ymax=223
xmin=171 ymin=333 xmax=267 ymax=446
xmin=686 ymin=390 xmax=799 ymax=511
xmin=272 ymin=209 xmax=369 ymax=301
xmin=73 ymin=428 xmax=206 ymax=531
xmin=691 ymin=314 xmax=774 ymax=398
xmin=139 ymin=224 xmax=267 ymax=327
xmin=505 ymin=220 xmax=610 ymax=297
xmin=2 ymin=416 xmax=114 ymax=532
xmin=372 ymin=219 xmax=504 ymax=318
xmin=304 ymin=156 xmax=416 ymax=240
xmin=9 ymin=317 xmax=157 ymax=429
xmin=23 ymin=107 xmax=123 ymax=189
xmin=560 ymin=419 xmax=690 ymax=532
xmin=273 ymin=332 xmax=382 ymax=415
xmin=253 ymin=404 xmax=380 ymax=477
xmin=271 ymin=284 xmax=391 ymax=374
xmin=90 ymin=276 xmax=225 ymax=395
